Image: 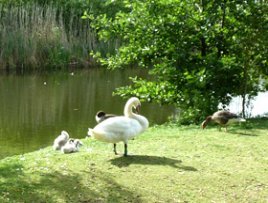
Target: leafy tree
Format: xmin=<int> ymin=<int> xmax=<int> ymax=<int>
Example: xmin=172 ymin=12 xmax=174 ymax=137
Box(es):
xmin=89 ymin=0 xmax=268 ymax=123
xmin=225 ymin=1 xmax=268 ymax=117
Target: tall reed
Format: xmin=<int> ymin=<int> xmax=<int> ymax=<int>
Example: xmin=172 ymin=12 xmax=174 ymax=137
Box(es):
xmin=0 ymin=1 xmax=113 ymax=70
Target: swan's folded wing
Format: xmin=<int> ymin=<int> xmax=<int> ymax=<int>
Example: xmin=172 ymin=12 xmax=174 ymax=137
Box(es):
xmin=92 ymin=116 xmax=142 ymax=142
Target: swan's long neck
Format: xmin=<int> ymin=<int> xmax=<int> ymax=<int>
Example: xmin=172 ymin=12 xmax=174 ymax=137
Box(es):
xmin=124 ymin=99 xmax=136 ymax=117
xmin=124 ymin=100 xmax=149 ymax=131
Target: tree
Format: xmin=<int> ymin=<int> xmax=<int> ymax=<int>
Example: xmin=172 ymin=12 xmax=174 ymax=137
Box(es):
xmin=225 ymin=1 xmax=268 ymax=117
xmin=89 ymin=0 xmax=268 ymax=123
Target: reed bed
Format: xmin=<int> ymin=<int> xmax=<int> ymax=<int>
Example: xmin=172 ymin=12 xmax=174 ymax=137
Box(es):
xmin=0 ymin=1 xmax=110 ymax=70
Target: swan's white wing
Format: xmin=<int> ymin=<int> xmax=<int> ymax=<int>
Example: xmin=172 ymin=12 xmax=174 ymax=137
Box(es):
xmin=92 ymin=116 xmax=142 ymax=143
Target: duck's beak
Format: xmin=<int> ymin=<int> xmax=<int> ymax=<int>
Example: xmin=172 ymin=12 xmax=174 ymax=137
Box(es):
xmin=201 ymin=121 xmax=206 ymax=129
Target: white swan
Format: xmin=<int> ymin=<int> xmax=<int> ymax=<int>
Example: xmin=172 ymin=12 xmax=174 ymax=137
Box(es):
xmin=86 ymin=111 xmax=118 ymax=138
xmin=61 ymin=139 xmax=83 ymax=154
xmin=89 ymin=97 xmax=149 ymax=156
xmin=53 ymin=131 xmax=69 ymax=150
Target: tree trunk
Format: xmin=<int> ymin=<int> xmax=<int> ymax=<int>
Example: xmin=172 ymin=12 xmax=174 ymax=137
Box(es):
xmin=241 ymin=53 xmax=248 ymax=119
xmin=241 ymin=93 xmax=246 ymax=118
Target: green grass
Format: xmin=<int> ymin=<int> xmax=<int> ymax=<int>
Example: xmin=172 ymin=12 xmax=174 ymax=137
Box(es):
xmin=1 ymin=118 xmax=268 ymax=202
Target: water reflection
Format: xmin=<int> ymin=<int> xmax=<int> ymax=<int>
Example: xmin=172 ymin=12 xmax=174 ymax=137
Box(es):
xmin=0 ymin=69 xmax=174 ymax=159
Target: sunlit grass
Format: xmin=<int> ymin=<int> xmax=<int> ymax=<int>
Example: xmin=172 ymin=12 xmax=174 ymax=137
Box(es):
xmin=0 ymin=118 xmax=268 ymax=202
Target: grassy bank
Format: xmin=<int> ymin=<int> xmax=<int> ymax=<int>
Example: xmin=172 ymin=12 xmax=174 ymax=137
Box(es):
xmin=1 ymin=119 xmax=268 ymax=202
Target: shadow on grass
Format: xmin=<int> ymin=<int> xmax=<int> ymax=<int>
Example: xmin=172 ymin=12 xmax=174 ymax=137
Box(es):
xmin=243 ymin=118 xmax=268 ymax=130
xmin=0 ymin=161 xmax=141 ymax=202
xmin=228 ymin=130 xmax=259 ymax=137
xmin=110 ymin=155 xmax=197 ymax=171
xmin=227 ymin=118 xmax=268 ymax=136
xmin=0 ymin=163 xmax=24 ymax=178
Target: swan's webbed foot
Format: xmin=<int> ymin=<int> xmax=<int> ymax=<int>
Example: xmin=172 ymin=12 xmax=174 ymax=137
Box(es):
xmin=113 ymin=143 xmax=118 ymax=155
xmin=124 ymin=143 xmax=128 ymax=157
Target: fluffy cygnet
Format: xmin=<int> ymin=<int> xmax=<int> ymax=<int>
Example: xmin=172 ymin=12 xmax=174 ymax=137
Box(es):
xmin=53 ymin=131 xmax=69 ymax=150
xmin=61 ymin=139 xmax=83 ymax=154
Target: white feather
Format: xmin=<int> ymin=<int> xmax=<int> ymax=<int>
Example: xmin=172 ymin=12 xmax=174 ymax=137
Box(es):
xmin=90 ymin=97 xmax=149 ymax=155
xmin=53 ymin=131 xmax=69 ymax=150
xmin=227 ymin=118 xmax=246 ymax=124
xmin=61 ymin=139 xmax=83 ymax=154
xmin=92 ymin=116 xmax=143 ymax=143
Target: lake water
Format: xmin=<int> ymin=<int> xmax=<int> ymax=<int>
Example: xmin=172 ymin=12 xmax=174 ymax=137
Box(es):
xmin=0 ymin=69 xmax=175 ymax=159
xmin=1 ymin=68 xmax=267 ymax=159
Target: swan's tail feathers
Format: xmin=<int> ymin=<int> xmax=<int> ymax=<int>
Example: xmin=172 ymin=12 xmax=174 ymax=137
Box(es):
xmin=229 ymin=118 xmax=246 ymax=124
xmin=61 ymin=130 xmax=70 ymax=139
xmin=87 ymin=128 xmax=93 ymax=137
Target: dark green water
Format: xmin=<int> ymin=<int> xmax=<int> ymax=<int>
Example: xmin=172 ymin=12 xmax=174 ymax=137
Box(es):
xmin=0 ymin=69 xmax=174 ymax=159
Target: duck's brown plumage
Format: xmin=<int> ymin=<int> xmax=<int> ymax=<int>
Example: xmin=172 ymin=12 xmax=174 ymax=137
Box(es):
xmin=201 ymin=110 xmax=245 ymax=130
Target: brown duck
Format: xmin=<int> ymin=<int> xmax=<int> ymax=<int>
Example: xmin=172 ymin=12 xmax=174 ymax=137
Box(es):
xmin=201 ymin=110 xmax=246 ymax=131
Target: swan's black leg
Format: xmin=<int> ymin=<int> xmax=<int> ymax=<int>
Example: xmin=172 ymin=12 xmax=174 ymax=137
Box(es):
xmin=113 ymin=143 xmax=118 ymax=155
xmin=124 ymin=143 xmax=128 ymax=156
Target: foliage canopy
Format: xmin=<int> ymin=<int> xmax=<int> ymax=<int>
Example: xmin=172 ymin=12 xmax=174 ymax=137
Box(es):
xmin=88 ymin=0 xmax=268 ymax=123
